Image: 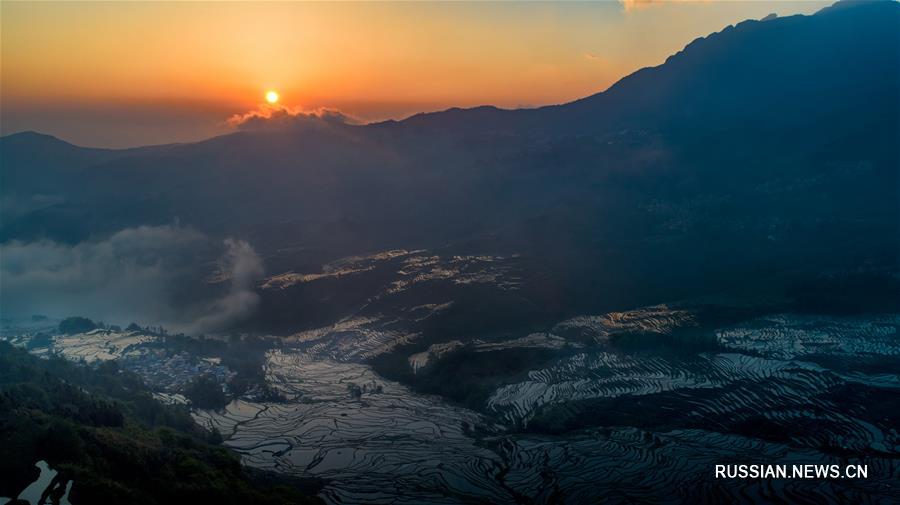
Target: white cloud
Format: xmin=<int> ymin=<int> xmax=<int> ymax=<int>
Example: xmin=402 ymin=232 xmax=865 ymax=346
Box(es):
xmin=226 ymin=104 xmax=358 ymax=130
xmin=0 ymin=225 xmax=265 ymax=334
xmin=188 ymin=238 xmax=265 ymax=333
xmin=620 ymin=0 xmax=709 ymax=13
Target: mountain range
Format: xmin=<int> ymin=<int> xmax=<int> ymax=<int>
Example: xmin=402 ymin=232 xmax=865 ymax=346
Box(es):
xmin=1 ymin=0 xmax=897 ymax=332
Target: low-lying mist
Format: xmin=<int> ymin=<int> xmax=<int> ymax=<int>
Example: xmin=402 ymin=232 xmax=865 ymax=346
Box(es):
xmin=0 ymin=224 xmax=265 ymax=334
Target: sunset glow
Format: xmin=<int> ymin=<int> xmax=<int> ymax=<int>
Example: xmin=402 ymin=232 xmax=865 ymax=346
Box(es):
xmin=0 ymin=1 xmax=828 ymax=147
xmin=265 ymin=91 xmax=280 ymax=104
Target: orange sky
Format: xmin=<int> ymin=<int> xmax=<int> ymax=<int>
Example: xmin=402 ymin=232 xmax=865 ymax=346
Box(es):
xmin=1 ymin=1 xmax=827 ymax=147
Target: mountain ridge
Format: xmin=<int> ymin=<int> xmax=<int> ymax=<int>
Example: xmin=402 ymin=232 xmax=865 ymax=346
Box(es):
xmin=1 ymin=0 xmax=896 ymax=320
xmin=5 ymin=1 xmax=896 ymax=150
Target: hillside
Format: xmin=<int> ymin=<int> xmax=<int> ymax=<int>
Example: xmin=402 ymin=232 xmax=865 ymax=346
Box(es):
xmin=0 ymin=0 xmax=897 ymax=330
xmin=0 ymin=341 xmax=322 ymax=504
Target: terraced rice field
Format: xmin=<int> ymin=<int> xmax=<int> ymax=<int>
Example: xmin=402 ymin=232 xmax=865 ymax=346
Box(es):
xmin=195 ymin=310 xmax=900 ymax=504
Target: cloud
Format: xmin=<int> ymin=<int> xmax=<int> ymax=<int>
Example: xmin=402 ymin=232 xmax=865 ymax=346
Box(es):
xmin=619 ymin=0 xmax=708 ymax=13
xmin=584 ymin=53 xmax=608 ymax=64
xmin=0 ymin=225 xmax=266 ymax=334
xmin=0 ymin=194 xmax=66 ymax=221
xmin=0 ymin=225 xmax=205 ymax=327
xmin=620 ymin=0 xmax=657 ymax=12
xmin=188 ymin=239 xmax=265 ymax=334
xmin=226 ymin=104 xmax=359 ymax=131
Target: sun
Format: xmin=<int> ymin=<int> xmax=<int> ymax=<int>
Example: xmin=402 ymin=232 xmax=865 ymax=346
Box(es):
xmin=265 ymin=90 xmax=279 ymax=104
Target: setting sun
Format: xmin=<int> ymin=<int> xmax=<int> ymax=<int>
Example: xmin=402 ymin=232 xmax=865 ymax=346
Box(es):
xmin=265 ymin=90 xmax=279 ymax=104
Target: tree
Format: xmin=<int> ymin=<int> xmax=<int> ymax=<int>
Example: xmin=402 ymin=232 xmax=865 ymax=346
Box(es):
xmin=183 ymin=375 xmax=227 ymax=409
xmin=58 ymin=317 xmax=97 ymax=335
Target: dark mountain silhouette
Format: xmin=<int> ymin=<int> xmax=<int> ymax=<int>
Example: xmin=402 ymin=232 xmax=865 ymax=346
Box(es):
xmin=386 ymin=0 xmax=897 ymax=138
xmin=0 ymin=131 xmax=179 ymax=196
xmin=1 ymin=0 xmax=897 ymax=324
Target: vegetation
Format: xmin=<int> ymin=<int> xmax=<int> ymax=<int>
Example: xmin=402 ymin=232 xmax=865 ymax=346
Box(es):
xmin=0 ymin=341 xmax=322 ymax=504
xmin=373 ymin=345 xmax=561 ymax=411
xmin=58 ymin=316 xmax=97 ymax=335
xmin=183 ymin=375 xmax=228 ymax=409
